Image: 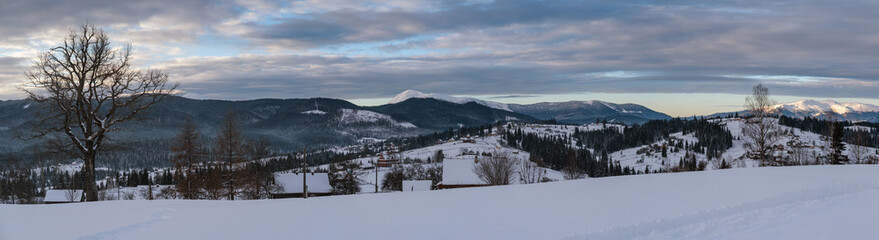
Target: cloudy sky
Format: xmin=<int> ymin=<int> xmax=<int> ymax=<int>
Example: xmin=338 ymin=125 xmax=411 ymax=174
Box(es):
xmin=2 ymin=0 xmax=878 ymax=116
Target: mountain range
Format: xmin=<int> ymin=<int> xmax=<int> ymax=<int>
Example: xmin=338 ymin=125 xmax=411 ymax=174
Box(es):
xmin=2 ymin=90 xmax=878 ymax=164
xmin=773 ymin=99 xmax=879 ymax=122
xmin=388 ymin=90 xmax=671 ymax=124
xmin=710 ymin=99 xmax=879 ymax=123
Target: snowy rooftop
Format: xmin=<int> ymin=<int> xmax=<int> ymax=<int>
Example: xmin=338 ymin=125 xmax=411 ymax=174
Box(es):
xmin=275 ymin=172 xmax=333 ymax=194
xmin=441 ymin=157 xmax=485 ymax=185
xmin=402 ymin=180 xmax=432 ymax=192
xmin=43 ymin=189 xmax=83 ymax=203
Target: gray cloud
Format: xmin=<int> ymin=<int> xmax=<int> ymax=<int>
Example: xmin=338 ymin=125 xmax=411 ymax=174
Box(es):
xmin=1 ymin=0 xmax=878 ymax=102
xmin=241 ymin=1 xmax=637 ymax=48
xmin=487 ymin=95 xmax=541 ymax=99
xmin=0 ymin=0 xmax=235 ymax=43
xmin=0 ymin=57 xmax=28 ymax=99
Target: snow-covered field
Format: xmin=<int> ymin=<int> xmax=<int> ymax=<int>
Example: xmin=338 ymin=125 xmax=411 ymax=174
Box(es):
xmin=3 ymin=165 xmax=879 ymax=240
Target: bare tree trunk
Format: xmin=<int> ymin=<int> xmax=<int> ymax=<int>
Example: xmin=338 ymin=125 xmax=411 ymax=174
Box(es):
xmin=84 ymin=152 xmax=97 ymax=201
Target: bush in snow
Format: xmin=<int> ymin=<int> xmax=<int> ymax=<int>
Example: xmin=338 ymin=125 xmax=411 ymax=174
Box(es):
xmin=381 ymin=167 xmax=405 ymax=191
xmin=473 ymin=151 xmax=518 ymax=185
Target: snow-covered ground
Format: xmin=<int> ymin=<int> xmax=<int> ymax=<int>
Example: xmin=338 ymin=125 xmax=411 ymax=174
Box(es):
xmin=336 ymin=135 xmax=565 ymax=188
xmin=389 ymin=89 xmax=512 ymax=111
xmin=3 ymin=165 xmax=879 ymax=240
xmin=338 ymin=108 xmax=416 ymax=128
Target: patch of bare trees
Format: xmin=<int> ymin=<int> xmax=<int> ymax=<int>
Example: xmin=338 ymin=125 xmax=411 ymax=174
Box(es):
xmin=166 ymin=110 xmax=282 ymax=200
xmin=849 ymin=130 xmax=870 ymax=164
xmin=20 ymin=24 xmax=176 ymax=201
xmin=519 ymin=155 xmax=546 ymax=184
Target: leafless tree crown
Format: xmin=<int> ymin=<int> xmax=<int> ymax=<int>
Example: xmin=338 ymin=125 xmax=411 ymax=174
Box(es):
xmin=473 ymin=152 xmax=518 ymax=185
xmin=19 ymin=24 xmax=177 ymax=201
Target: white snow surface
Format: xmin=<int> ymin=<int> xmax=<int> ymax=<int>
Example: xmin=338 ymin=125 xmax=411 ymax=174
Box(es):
xmin=775 ymin=99 xmax=879 ymax=115
xmin=274 ymin=172 xmax=333 ymax=194
xmin=441 ymin=158 xmax=484 ymax=185
xmin=402 ymin=180 xmax=432 ymax=192
xmin=338 ymin=109 xmax=416 ymax=128
xmin=4 ymin=166 xmax=879 ymax=240
xmin=339 ymin=109 xmax=393 ymax=123
xmin=301 ymin=109 xmax=326 ymax=115
xmin=846 ymin=125 xmax=874 ymax=132
xmin=43 ymin=190 xmax=83 ymax=203
xmin=389 ymin=89 xmax=512 ymax=111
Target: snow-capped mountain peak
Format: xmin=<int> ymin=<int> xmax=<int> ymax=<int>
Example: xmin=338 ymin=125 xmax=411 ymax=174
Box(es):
xmin=388 ymin=89 xmax=512 ymax=111
xmin=775 ymin=99 xmax=879 ymax=115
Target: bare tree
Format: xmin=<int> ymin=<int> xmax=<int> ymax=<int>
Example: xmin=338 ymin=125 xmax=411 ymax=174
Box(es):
xmin=172 ymin=118 xmax=203 ymax=199
xmin=202 ymin=166 xmax=226 ymax=200
xmin=519 ymin=156 xmax=545 ymax=184
xmin=563 ymin=150 xmax=581 ymax=179
xmin=786 ymin=131 xmax=809 ymax=165
xmin=849 ymin=130 xmax=868 ymax=164
xmin=742 ymin=84 xmax=781 ymax=166
xmin=65 ymin=188 xmax=79 ymax=203
xmin=19 ymin=24 xmax=176 ymax=201
xmin=473 ymin=152 xmax=518 ymax=185
xmin=249 ymin=136 xmax=272 ymax=160
xmin=216 ymin=111 xmax=248 ymax=200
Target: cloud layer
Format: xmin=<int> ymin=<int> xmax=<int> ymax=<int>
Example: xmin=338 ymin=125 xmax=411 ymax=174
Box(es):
xmin=1 ymin=0 xmax=878 ymax=101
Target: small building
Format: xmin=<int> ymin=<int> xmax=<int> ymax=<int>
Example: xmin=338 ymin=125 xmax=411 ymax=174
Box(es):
xmin=402 ymin=180 xmax=433 ymax=192
xmin=377 ymin=154 xmax=399 ymax=167
xmin=272 ymin=172 xmax=333 ymax=198
xmin=462 ymin=134 xmax=476 ymax=143
xmin=437 ymin=157 xmax=490 ymax=189
xmin=43 ymin=189 xmax=83 ymax=204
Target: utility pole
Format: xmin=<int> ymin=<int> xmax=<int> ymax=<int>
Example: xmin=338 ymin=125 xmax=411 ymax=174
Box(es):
xmin=302 ymin=147 xmax=308 ymax=199
xmin=374 ymin=155 xmax=378 ymax=193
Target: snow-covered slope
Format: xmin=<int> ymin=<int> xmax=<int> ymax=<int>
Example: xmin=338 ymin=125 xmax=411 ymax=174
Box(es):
xmin=338 ymin=109 xmax=416 ymax=128
xmin=774 ymin=99 xmax=879 ymax=116
xmin=4 ymin=166 xmax=879 ymax=240
xmin=389 ymin=89 xmax=512 ymax=111
xmin=615 ymin=118 xmax=878 ymax=171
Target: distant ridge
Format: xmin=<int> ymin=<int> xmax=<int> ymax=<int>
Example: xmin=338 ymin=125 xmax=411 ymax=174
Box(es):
xmin=707 ymin=99 xmax=879 ymax=122
xmin=388 ymin=90 xmax=672 ymax=125
xmin=389 ymin=90 xmax=512 ymax=111
xmin=509 ymin=100 xmax=671 ymax=125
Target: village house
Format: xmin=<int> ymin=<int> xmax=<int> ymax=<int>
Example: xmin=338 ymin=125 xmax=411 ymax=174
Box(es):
xmin=272 ymin=172 xmax=333 ymax=198
xmin=437 ymin=156 xmax=490 ymax=189
xmin=376 ymin=154 xmax=400 ymax=167
xmin=43 ymin=189 xmax=83 ymax=204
